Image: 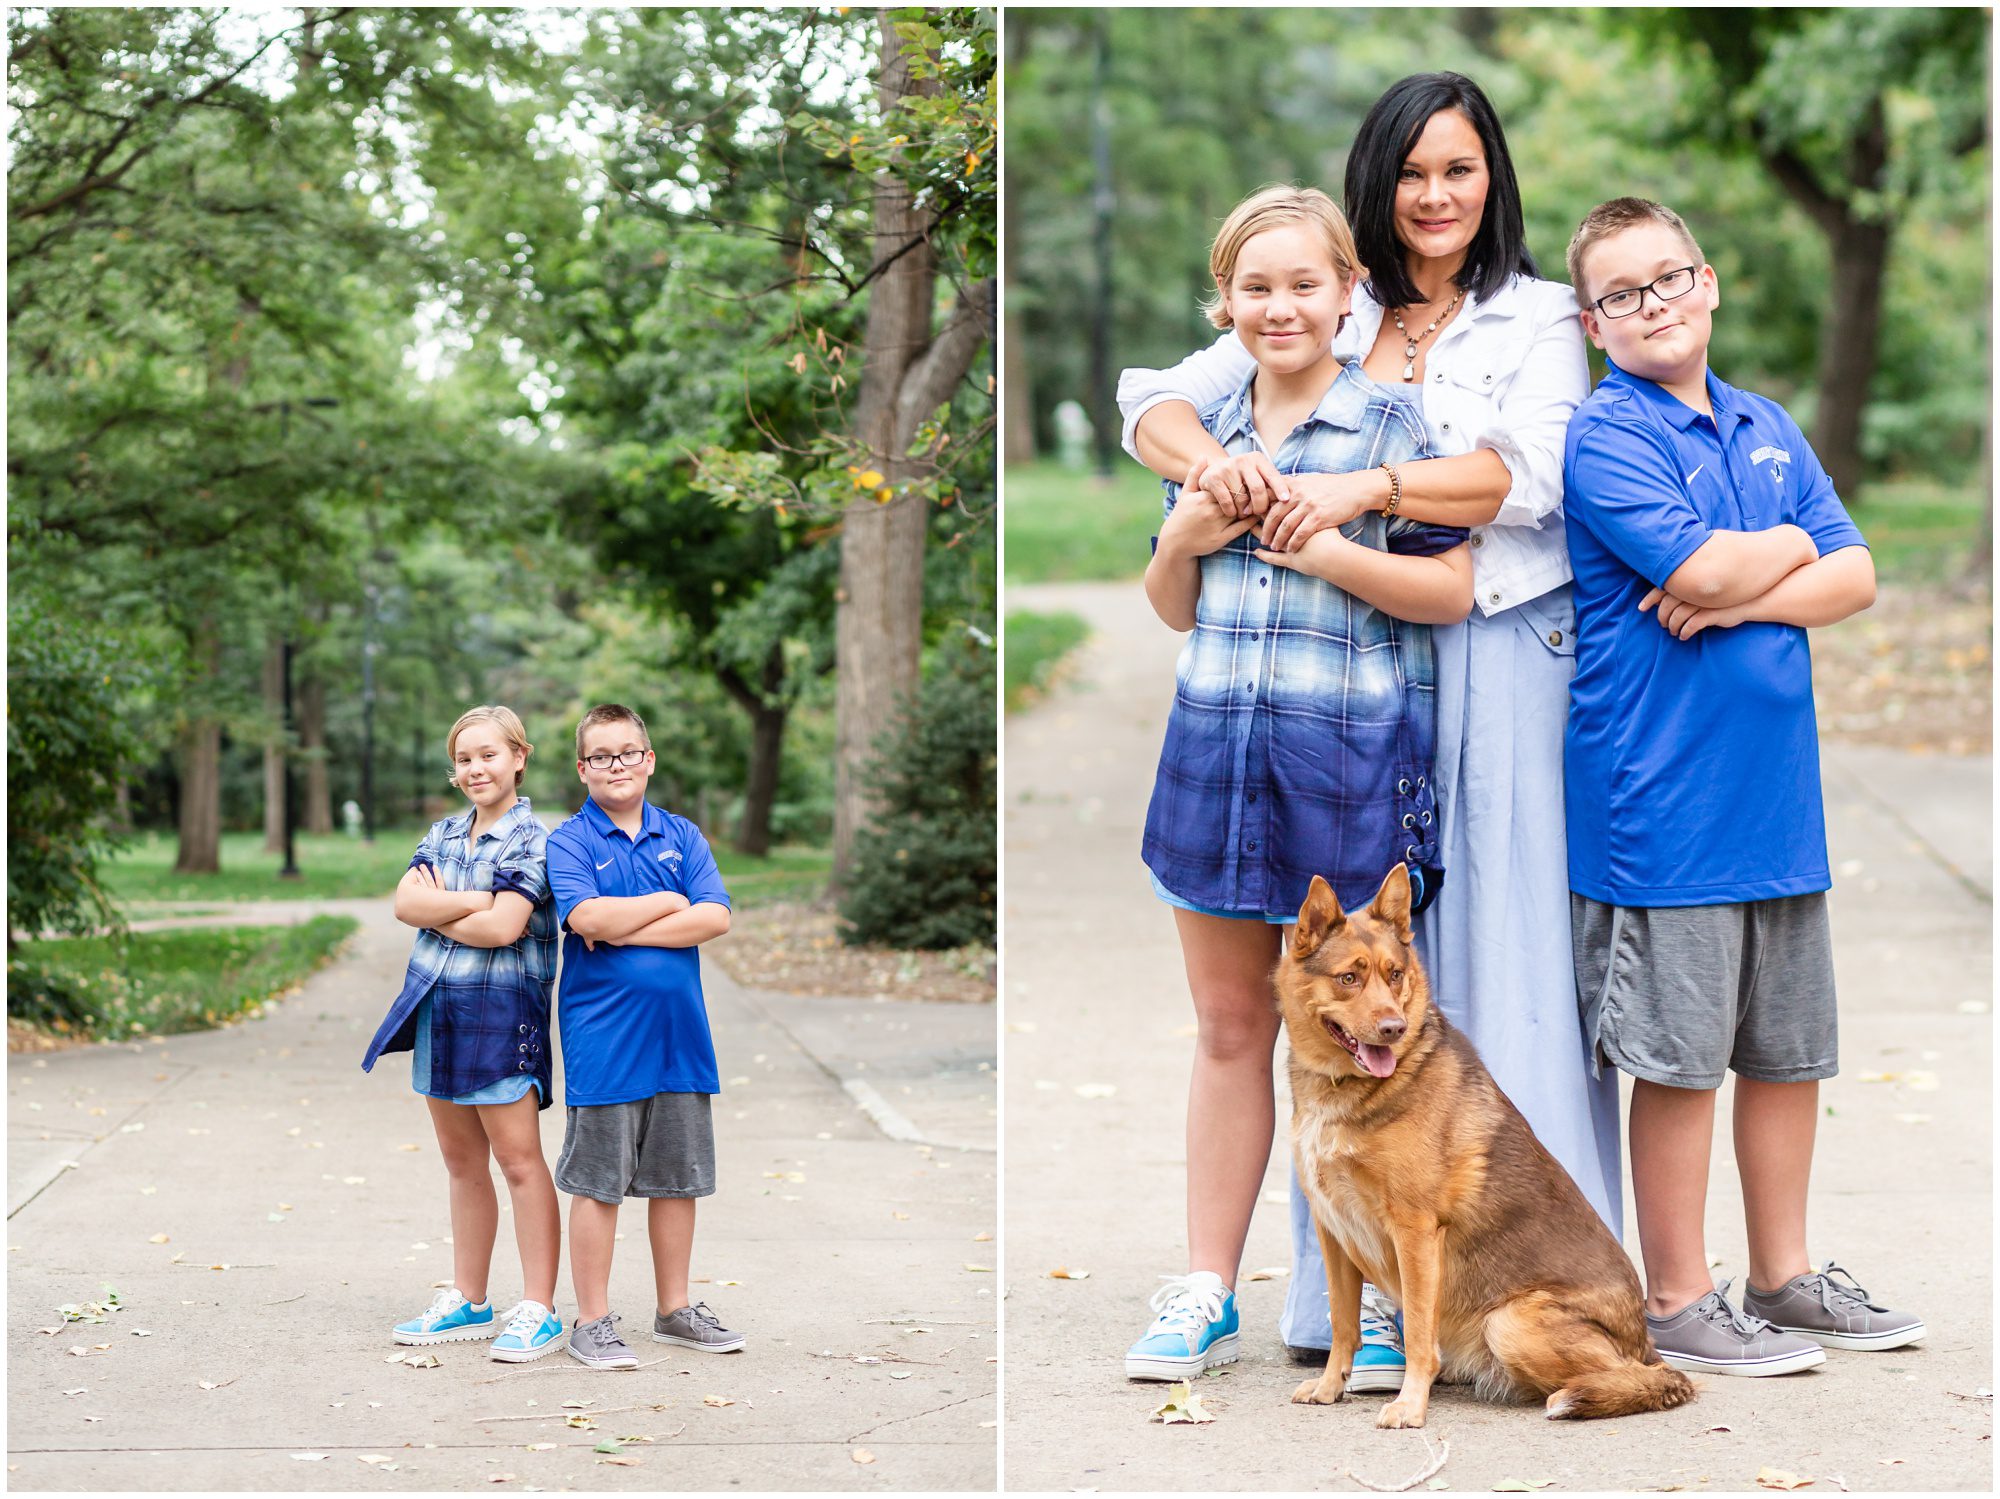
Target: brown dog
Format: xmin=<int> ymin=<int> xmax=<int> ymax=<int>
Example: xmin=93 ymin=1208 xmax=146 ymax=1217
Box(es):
xmin=1278 ymin=865 xmax=1695 ymax=1427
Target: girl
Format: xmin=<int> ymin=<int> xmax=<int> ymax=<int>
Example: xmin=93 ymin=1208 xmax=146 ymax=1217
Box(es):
xmin=1119 ymin=72 xmax=1614 ymax=1391
xmin=1124 ymin=186 xmax=1472 ymax=1382
xmin=361 ymin=705 xmax=564 ymax=1361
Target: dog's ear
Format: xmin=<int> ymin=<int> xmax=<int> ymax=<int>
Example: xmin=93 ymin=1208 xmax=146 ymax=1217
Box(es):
xmin=1292 ymin=874 xmax=1346 ymax=957
xmin=1369 ymin=864 xmax=1414 ymax=946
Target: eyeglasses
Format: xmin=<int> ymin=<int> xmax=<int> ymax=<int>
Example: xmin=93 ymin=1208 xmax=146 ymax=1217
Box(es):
xmin=1591 ymin=265 xmax=1699 ymax=319
xmin=581 ymin=749 xmax=648 ymax=770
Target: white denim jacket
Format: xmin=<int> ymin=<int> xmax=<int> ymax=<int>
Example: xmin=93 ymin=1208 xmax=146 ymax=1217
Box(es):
xmin=1117 ymin=273 xmax=1589 ymax=617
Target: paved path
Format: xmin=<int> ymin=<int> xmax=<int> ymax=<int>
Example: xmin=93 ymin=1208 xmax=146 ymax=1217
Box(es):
xmin=8 ymin=901 xmax=995 ymax=1491
xmin=1003 ymin=581 xmax=1991 ymax=1493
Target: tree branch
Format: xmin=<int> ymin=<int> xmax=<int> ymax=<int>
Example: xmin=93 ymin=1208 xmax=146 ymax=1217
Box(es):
xmin=895 ymin=277 xmax=994 ymax=435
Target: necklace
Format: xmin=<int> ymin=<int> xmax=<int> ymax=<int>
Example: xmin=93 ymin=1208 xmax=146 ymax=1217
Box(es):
xmin=1390 ymin=286 xmax=1465 ymax=381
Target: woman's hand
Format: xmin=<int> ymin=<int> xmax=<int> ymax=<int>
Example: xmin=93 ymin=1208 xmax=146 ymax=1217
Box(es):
xmin=1160 ymin=485 xmax=1255 ymax=560
xmin=1259 ymin=470 xmax=1387 ymax=550
xmin=1253 ymin=527 xmax=1352 ymax=581
xmin=1184 ymin=451 xmax=1290 ymax=519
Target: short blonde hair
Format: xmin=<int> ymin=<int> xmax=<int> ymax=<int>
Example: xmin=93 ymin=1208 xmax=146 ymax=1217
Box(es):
xmin=446 ymin=705 xmax=532 ymax=789
xmin=574 ymin=703 xmax=651 ymax=761
xmin=1202 ymin=184 xmax=1360 ymax=331
xmin=1566 ymin=197 xmax=1704 ymax=300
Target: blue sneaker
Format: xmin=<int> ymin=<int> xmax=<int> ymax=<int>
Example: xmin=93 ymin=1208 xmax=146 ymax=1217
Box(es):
xmin=393 ymin=1287 xmax=494 ymax=1346
xmin=1124 ymin=1271 xmax=1239 ymax=1381
xmin=490 ymin=1300 xmax=564 ymax=1362
xmin=1346 ymin=1282 xmax=1406 ymax=1394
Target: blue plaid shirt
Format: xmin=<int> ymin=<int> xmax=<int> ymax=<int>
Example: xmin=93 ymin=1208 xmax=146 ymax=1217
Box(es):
xmin=1142 ymin=361 xmax=1465 ymax=917
xmin=361 ymin=797 xmax=559 ymax=1107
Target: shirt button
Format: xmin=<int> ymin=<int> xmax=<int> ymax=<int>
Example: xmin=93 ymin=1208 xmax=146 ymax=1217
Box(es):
xmin=1548 ymin=630 xmax=1564 ymax=647
xmin=1259 ymin=576 xmax=1268 ymax=588
xmin=1470 ymin=532 xmax=1484 ymax=548
xmin=1251 ymin=632 xmax=1260 ymax=642
xmin=1245 ymin=684 xmax=1254 ymax=696
xmin=1489 ymin=591 xmax=1502 ymax=605
xmin=1432 ymin=369 xmax=1444 ymax=383
xmin=1247 ymin=840 xmax=1259 ymax=852
xmin=1481 ymin=372 xmax=1494 ymax=385
xmin=1246 ymin=790 xmax=1259 ymax=804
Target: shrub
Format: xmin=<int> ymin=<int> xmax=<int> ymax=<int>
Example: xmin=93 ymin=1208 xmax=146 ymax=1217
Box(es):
xmin=840 ymin=639 xmax=997 ymax=950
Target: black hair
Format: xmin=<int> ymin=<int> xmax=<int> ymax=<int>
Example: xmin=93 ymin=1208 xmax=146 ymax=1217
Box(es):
xmin=1344 ymin=72 xmax=1537 ymax=311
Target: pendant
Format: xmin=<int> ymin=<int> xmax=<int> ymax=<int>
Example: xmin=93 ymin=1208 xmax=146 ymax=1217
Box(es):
xmin=1402 ymin=361 xmax=1416 ymax=381
xmin=1404 ymin=341 xmax=1418 ymax=360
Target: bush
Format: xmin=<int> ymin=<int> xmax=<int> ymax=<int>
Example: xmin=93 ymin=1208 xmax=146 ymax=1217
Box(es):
xmin=840 ymin=640 xmax=997 ymax=950
xmin=7 ymin=596 xmax=156 ymax=958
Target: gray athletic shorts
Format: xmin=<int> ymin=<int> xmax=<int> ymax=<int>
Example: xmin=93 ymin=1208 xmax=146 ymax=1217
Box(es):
xmin=1571 ymin=893 xmax=1837 ymax=1090
xmin=555 ymin=1093 xmax=716 ymax=1205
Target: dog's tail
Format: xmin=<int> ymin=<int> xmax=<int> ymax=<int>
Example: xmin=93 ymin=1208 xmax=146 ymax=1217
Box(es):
xmin=1544 ymin=1359 xmax=1696 ymax=1420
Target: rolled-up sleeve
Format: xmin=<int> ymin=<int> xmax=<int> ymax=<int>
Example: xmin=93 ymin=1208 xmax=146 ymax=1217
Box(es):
xmin=1116 ymin=336 xmax=1256 ymax=460
xmin=1474 ymin=291 xmax=1589 ymax=531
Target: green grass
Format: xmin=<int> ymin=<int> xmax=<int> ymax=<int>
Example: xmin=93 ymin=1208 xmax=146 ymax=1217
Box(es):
xmin=101 ymin=828 xmax=834 ymax=906
xmin=9 ymin=917 xmax=358 ymax=1041
xmin=1005 ymin=610 xmax=1091 ymax=713
xmin=1004 ymin=460 xmax=1163 ymax=584
xmin=1848 ymin=479 xmax=1987 ymax=583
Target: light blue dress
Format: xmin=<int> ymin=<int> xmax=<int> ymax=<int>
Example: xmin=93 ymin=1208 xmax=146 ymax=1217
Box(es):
xmin=1278 ymin=587 xmax=1624 ymax=1348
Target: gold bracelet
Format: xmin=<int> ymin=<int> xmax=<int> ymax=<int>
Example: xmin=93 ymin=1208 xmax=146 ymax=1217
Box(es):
xmin=1379 ymin=462 xmax=1403 ymax=519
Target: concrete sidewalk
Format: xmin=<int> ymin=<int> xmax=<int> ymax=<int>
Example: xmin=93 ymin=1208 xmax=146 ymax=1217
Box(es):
xmin=8 ymin=902 xmax=995 ymax=1491
xmin=1002 ymin=581 xmax=1992 ymax=1493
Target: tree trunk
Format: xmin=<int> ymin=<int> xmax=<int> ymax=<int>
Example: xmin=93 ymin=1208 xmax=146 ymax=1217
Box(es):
xmin=1810 ymin=213 xmax=1890 ymax=505
xmin=301 ymin=671 xmax=333 ymax=833
xmin=173 ymin=623 xmax=223 ymax=874
xmin=832 ymin=12 xmax=997 ymax=888
xmin=720 ymin=650 xmax=788 ymax=859
xmin=262 ymin=633 xmax=285 ymax=851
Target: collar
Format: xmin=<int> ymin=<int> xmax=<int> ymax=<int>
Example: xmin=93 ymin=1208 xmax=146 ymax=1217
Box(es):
xmin=582 ymin=794 xmax=665 ymax=842
xmin=449 ymin=795 xmax=534 ymax=844
xmin=1603 ymin=361 xmax=1748 ymax=433
xmin=1347 ymin=273 xmax=1532 ymax=356
xmin=1209 ymin=358 xmax=1377 ymax=450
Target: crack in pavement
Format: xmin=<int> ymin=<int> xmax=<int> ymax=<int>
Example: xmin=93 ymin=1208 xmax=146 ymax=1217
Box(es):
xmin=844 ymin=1390 xmax=989 ymax=1441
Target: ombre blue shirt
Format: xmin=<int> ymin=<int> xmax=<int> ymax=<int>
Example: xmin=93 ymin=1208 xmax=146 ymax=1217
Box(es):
xmin=1141 ymin=361 xmax=1465 ymax=917
xmin=362 ymin=798 xmax=558 ymax=1106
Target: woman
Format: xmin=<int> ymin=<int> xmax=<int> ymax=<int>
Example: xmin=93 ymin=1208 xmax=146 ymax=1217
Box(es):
xmin=1116 ymin=71 xmax=1621 ymax=1383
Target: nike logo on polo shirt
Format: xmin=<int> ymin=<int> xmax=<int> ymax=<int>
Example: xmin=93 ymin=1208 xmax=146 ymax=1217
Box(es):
xmin=595 ymin=857 xmax=613 ymax=870
xmin=1683 ymin=464 xmax=1704 ymax=485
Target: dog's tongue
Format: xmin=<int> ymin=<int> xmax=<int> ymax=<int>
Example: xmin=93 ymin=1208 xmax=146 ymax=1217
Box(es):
xmin=1356 ymin=1043 xmax=1398 ymax=1079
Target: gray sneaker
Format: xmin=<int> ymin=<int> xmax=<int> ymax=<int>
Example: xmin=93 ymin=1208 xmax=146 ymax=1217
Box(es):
xmin=654 ymin=1301 xmax=745 ymax=1353
xmin=1741 ymin=1262 xmax=1927 ymax=1352
xmin=1646 ymin=1280 xmax=1827 ymax=1377
xmin=567 ymin=1312 xmax=640 ymax=1369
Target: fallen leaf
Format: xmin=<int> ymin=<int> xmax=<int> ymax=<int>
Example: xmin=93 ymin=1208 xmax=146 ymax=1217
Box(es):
xmin=1876 ymin=1459 xmax=1904 ymax=1467
xmin=973 ymin=1232 xmax=992 ymax=1242
xmin=1243 ymin=1267 xmax=1288 ymax=1281
xmin=383 ymin=1353 xmax=406 ymax=1364
xmin=1073 ymin=1083 xmax=1117 ymax=1099
xmin=148 ymin=1234 xmax=170 ymax=1244
xmin=597 ymin=1455 xmax=643 ymax=1467
xmin=63 ymin=1389 xmax=87 ymax=1397
xmin=1492 ymin=1483 xmax=1556 ymax=1493
xmin=1754 ymin=1468 xmax=1814 ymax=1491
xmin=560 ymin=1399 xmax=595 ymax=1409
xmin=1047 ymin=1266 xmax=1091 ymax=1280
xmin=357 ymin=1455 xmax=394 ymax=1465
xmin=486 ymin=1475 xmax=516 ymax=1483
xmin=342 ymin=1176 xmax=367 ymax=1186
xmin=290 ymin=1453 xmax=328 ymax=1462
xmin=130 ymin=1329 xmax=152 ymax=1337
xmin=1151 ymin=1380 xmax=1215 ymax=1425
xmin=524 ymin=1443 xmax=556 ymax=1452
xmin=1704 ymin=1424 xmax=1734 ymax=1434
xmin=139 ymin=1187 xmax=157 ymax=1196
xmin=852 ymin=1448 xmax=876 ymax=1464
xmin=565 ymin=1414 xmax=597 ymax=1430
xmin=398 ymin=1144 xmax=421 ymax=1152
xmin=593 ymin=1440 xmax=624 ymax=1454
xmin=891 ymin=1211 xmax=910 ymax=1221
xmin=703 ymin=1394 xmax=735 ymax=1407
xmin=403 ymin=1353 xmax=440 ymax=1369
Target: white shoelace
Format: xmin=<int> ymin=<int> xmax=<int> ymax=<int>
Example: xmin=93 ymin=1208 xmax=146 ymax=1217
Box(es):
xmin=1358 ymin=1283 xmax=1402 ymax=1348
xmin=498 ymin=1301 xmax=550 ymax=1340
xmin=1146 ymin=1274 xmax=1226 ymax=1334
xmin=420 ymin=1288 xmax=469 ymax=1326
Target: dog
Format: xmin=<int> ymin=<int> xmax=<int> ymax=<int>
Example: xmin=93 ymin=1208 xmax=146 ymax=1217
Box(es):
xmin=1277 ymin=864 xmax=1695 ymax=1427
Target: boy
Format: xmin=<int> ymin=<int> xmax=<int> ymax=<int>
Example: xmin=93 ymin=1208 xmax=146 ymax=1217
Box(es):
xmin=1560 ymin=198 xmax=1923 ymax=1377
xmin=545 ymin=703 xmax=742 ymax=1368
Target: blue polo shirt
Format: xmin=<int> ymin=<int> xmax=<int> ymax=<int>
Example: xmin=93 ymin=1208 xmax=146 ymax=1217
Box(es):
xmin=1562 ymin=363 xmax=1866 ymax=907
xmin=546 ymin=797 xmax=732 ymax=1104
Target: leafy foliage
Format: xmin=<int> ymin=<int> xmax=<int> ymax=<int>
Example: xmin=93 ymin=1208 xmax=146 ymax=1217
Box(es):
xmin=839 ymin=637 xmax=996 ymax=949
xmin=6 ymin=593 xmax=158 ymax=944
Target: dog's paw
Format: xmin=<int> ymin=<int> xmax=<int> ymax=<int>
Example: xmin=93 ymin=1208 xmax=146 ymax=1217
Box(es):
xmin=1290 ymin=1376 xmax=1345 ymax=1405
xmin=1376 ymin=1398 xmax=1427 ymax=1429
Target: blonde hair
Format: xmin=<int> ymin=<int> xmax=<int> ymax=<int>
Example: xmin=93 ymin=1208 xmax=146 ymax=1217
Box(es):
xmin=574 ymin=703 xmax=652 ymax=761
xmin=446 ymin=705 xmax=532 ymax=789
xmin=1566 ymin=197 xmax=1704 ymax=299
xmin=1202 ymin=184 xmax=1360 ymax=331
